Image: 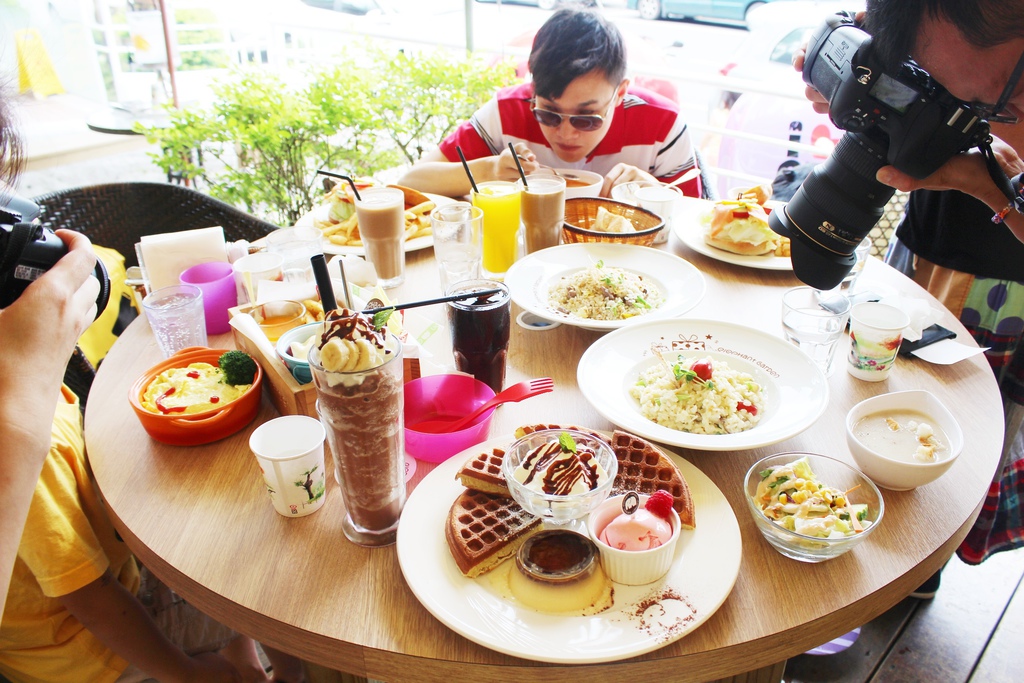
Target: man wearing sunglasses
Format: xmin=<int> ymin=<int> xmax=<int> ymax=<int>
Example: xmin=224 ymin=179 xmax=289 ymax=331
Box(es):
xmin=398 ymin=8 xmax=700 ymax=199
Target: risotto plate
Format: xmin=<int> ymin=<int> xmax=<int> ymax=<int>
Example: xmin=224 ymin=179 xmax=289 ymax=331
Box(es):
xmin=504 ymin=243 xmax=706 ymax=331
xmin=577 ymin=319 xmax=830 ymax=451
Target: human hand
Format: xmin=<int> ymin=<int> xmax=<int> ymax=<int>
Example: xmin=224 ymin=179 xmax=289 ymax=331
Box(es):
xmin=0 ymin=229 xmax=99 ymax=393
xmin=876 ymin=137 xmax=1024 ymax=241
xmin=600 ymin=163 xmax=658 ymax=197
xmin=491 ymin=142 xmax=539 ymax=182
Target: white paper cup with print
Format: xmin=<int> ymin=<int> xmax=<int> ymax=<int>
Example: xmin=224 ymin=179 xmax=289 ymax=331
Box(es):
xmin=233 ymin=252 xmax=285 ymax=305
xmin=249 ymin=415 xmax=327 ymax=517
xmin=847 ymin=302 xmax=911 ymax=382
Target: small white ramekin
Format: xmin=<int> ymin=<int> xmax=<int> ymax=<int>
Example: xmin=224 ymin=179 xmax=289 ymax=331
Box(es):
xmin=588 ymin=493 xmax=680 ymax=585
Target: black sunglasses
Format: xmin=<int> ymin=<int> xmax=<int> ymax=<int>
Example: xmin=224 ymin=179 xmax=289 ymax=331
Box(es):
xmin=968 ymin=50 xmax=1024 ymax=124
xmin=531 ymin=94 xmax=617 ymax=132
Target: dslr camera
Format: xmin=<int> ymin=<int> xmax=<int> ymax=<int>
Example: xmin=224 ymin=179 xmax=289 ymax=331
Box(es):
xmin=1 ymin=197 xmax=110 ymax=315
xmin=769 ymin=11 xmax=993 ymax=289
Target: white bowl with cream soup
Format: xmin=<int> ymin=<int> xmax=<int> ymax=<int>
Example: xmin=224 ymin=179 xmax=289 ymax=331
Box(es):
xmin=845 ymin=390 xmax=963 ymax=490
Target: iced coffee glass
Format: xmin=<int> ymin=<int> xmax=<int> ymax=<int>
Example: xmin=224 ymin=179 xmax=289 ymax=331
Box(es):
xmin=308 ymin=334 xmax=406 ymax=546
xmin=354 ymin=187 xmax=406 ymax=288
xmin=518 ymin=174 xmax=565 ymax=254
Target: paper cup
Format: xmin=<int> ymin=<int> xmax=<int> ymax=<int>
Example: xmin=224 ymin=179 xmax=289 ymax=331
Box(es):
xmin=848 ymin=302 xmax=910 ymax=382
xmin=249 ymin=415 xmax=327 ymax=517
xmin=233 ymin=252 xmax=284 ymax=305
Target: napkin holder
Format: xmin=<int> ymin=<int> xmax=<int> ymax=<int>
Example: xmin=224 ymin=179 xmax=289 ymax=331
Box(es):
xmin=229 ymin=305 xmax=318 ymax=418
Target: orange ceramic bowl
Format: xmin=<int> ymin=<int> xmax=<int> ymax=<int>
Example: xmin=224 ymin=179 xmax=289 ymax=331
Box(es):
xmin=129 ymin=347 xmax=263 ymax=446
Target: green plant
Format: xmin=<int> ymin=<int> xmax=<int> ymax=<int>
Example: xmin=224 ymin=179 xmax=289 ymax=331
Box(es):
xmin=141 ymin=46 xmax=517 ymax=226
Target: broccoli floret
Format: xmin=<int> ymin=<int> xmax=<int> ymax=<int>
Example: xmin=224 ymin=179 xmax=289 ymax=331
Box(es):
xmin=219 ymin=350 xmax=258 ymax=385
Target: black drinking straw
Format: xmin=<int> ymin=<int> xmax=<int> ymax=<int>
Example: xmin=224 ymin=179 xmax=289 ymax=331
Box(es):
xmin=456 ymin=146 xmax=479 ymax=194
xmin=310 ymin=254 xmax=337 ymax=312
xmin=509 ymin=142 xmax=528 ymax=189
xmin=359 ymin=288 xmax=502 ymax=315
xmin=316 ymin=170 xmax=362 ymax=201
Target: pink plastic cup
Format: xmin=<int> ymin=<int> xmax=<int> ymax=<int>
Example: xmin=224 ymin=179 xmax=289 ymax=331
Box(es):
xmin=180 ymin=261 xmax=237 ymax=335
xmin=403 ymin=374 xmax=497 ymax=463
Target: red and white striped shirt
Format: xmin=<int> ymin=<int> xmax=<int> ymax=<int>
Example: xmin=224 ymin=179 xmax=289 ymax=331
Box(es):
xmin=439 ymin=82 xmax=700 ymax=196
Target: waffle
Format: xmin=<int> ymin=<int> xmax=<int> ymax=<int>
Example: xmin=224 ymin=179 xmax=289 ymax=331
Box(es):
xmin=455 ymin=447 xmax=508 ymax=495
xmin=445 ymin=489 xmax=541 ymax=577
xmin=610 ymin=430 xmax=696 ymax=530
xmin=514 ymin=423 xmax=611 ymax=444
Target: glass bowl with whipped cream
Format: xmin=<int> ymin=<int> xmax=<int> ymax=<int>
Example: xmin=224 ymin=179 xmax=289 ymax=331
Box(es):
xmin=502 ymin=428 xmax=617 ymax=525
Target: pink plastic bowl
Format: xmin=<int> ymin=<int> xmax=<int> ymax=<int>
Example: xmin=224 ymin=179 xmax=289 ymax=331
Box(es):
xmin=404 ymin=374 xmax=497 ymax=463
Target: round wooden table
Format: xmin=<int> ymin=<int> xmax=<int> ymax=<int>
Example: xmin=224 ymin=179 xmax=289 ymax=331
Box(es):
xmin=84 ymin=238 xmax=1003 ymax=683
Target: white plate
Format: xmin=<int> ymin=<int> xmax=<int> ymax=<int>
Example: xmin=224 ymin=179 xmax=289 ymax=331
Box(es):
xmin=672 ymin=197 xmax=793 ymax=271
xmin=295 ymin=192 xmax=454 ymax=256
xmin=396 ymin=433 xmax=741 ymax=664
xmin=577 ymin=319 xmax=829 ymax=451
xmin=504 ymin=243 xmax=706 ymax=331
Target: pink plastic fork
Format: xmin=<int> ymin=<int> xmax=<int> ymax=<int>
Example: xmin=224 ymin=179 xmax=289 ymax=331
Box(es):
xmin=408 ymin=377 xmax=554 ymax=434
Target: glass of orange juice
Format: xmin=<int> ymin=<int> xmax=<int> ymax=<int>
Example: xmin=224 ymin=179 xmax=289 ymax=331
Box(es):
xmin=472 ymin=180 xmax=521 ymax=280
xmin=252 ymin=300 xmax=308 ymax=342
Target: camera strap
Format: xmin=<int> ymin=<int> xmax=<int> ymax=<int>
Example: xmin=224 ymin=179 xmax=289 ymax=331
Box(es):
xmin=0 ymin=222 xmax=41 ymax=294
xmin=981 ymin=140 xmax=1024 ymax=224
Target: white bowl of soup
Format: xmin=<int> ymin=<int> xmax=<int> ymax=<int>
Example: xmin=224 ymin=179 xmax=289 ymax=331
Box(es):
xmin=845 ymin=390 xmax=964 ymax=490
xmin=553 ymin=169 xmax=603 ymax=199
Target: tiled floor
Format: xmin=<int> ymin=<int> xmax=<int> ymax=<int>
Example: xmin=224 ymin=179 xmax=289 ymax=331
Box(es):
xmin=785 ymin=550 xmax=1024 ymax=683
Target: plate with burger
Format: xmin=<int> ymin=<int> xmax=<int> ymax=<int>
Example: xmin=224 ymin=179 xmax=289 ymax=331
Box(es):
xmin=672 ymin=189 xmax=792 ymax=271
xmin=296 ymin=179 xmax=454 ymax=256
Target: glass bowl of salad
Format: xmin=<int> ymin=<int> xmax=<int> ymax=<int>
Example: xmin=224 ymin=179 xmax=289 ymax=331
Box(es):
xmin=744 ymin=452 xmax=884 ymax=563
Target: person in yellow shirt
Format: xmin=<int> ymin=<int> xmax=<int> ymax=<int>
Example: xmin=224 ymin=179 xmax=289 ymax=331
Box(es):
xmin=1 ymin=92 xmax=305 ymax=683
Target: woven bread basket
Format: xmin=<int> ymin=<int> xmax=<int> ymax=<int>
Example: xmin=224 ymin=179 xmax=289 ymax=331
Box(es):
xmin=561 ymin=197 xmax=664 ymax=247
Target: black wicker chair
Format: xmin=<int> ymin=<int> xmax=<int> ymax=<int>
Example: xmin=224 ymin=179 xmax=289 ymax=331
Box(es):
xmin=31 ymin=182 xmax=279 ymax=405
xmin=31 ymin=182 xmax=281 ymax=268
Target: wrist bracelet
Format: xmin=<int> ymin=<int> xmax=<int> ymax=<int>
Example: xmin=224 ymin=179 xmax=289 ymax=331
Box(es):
xmin=992 ymin=172 xmax=1024 ymax=224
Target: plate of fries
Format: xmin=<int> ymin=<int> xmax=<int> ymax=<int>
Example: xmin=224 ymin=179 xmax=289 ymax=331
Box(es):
xmin=297 ymin=181 xmax=452 ymax=256
xmin=672 ymin=196 xmax=793 ymax=271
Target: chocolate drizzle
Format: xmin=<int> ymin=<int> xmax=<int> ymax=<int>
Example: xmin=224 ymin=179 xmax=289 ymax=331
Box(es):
xmin=320 ymin=308 xmax=389 ymax=352
xmin=522 ymin=441 xmax=602 ymax=495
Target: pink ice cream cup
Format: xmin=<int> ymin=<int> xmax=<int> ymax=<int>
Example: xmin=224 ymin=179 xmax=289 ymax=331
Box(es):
xmin=588 ymin=493 xmax=681 ymax=585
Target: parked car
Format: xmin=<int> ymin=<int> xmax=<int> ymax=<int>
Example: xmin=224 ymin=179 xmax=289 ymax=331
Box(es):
xmin=474 ymin=0 xmax=597 ymax=8
xmin=299 ymin=0 xmax=393 ymax=14
xmin=627 ymin=0 xmax=783 ymax=23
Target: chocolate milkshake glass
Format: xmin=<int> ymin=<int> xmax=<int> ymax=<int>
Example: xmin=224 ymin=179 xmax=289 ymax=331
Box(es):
xmin=354 ymin=187 xmax=406 ymax=288
xmin=446 ymin=280 xmax=511 ymax=394
xmin=518 ymin=174 xmax=566 ymax=254
xmin=308 ymin=333 xmax=406 ymax=546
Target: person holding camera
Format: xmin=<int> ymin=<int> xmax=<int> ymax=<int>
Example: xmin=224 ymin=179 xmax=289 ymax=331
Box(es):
xmin=798 ymin=1 xmax=1024 ymax=240
xmin=793 ymin=0 xmax=1024 ymax=596
xmin=1 ymin=94 xmax=307 ymax=682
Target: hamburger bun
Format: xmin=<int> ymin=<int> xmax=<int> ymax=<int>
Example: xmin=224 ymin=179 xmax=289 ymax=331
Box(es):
xmin=703 ymin=201 xmax=780 ymax=256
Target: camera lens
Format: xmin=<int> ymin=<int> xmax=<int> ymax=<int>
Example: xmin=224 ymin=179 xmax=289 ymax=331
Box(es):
xmin=768 ymin=132 xmax=896 ymax=290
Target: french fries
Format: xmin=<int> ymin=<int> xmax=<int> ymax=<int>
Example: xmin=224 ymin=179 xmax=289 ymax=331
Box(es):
xmin=312 ymin=183 xmax=435 ymax=248
xmin=302 ymin=298 xmax=325 ymax=322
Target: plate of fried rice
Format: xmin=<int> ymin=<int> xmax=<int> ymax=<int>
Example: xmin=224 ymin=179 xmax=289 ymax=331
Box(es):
xmin=577 ymin=318 xmax=830 ymax=451
xmin=504 ymin=243 xmax=706 ymax=331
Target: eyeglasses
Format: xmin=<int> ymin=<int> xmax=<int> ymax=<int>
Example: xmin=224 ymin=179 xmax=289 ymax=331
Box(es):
xmin=531 ymin=93 xmax=617 ymax=132
xmin=968 ymin=50 xmax=1024 ymax=124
